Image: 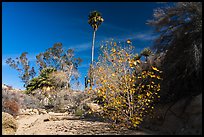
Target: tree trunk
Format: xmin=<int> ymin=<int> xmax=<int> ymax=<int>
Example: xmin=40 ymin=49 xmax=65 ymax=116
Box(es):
xmin=90 ymin=30 xmax=96 ymax=88
xmin=92 ymin=30 xmax=96 ymax=64
xmin=66 ymin=64 xmax=73 ymax=89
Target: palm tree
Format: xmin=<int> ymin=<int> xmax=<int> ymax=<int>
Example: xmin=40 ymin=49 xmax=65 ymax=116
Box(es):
xmin=140 ymin=48 xmax=152 ymax=61
xmin=134 ymin=53 xmax=141 ymax=60
xmin=88 ymin=10 xmax=104 ymax=64
xmin=88 ymin=11 xmax=104 ymax=88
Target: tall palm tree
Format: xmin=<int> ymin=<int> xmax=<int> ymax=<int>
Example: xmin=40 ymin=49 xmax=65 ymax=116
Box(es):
xmin=88 ymin=10 xmax=104 ymax=64
xmin=88 ymin=11 xmax=104 ymax=88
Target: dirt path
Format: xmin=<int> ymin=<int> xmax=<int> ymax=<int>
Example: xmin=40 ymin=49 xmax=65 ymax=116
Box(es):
xmin=15 ymin=113 xmax=153 ymax=135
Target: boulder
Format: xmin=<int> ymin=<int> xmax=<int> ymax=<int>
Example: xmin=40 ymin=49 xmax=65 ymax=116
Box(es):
xmin=38 ymin=108 xmax=47 ymax=114
xmin=32 ymin=109 xmax=39 ymax=115
xmin=86 ymin=102 xmax=102 ymax=113
xmin=142 ymin=93 xmax=202 ymax=135
xmin=2 ymin=112 xmax=18 ymax=135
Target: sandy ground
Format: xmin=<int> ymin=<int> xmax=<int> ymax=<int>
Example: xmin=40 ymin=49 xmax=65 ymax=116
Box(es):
xmin=15 ymin=113 xmax=154 ymax=135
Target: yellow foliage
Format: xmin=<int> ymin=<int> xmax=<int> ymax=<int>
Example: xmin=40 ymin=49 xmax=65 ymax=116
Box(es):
xmin=146 ymin=92 xmax=151 ymax=97
xmin=151 ymin=66 xmax=160 ymax=72
xmin=111 ymin=48 xmax=116 ymax=53
xmin=126 ymin=39 xmax=131 ymax=44
xmin=88 ymin=40 xmax=162 ymax=129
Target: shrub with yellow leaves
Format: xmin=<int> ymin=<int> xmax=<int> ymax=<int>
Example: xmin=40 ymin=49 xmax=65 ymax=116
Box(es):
xmin=89 ymin=40 xmax=162 ymax=129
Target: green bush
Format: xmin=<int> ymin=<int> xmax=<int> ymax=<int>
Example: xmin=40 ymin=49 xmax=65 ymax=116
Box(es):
xmin=25 ymin=67 xmax=56 ymax=94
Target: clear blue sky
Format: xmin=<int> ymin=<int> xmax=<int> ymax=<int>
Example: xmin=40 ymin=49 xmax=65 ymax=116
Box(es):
xmin=2 ymin=2 xmax=172 ymax=91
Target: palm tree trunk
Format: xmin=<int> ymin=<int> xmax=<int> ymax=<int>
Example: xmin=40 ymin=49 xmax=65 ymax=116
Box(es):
xmin=90 ymin=30 xmax=96 ymax=88
xmin=91 ymin=30 xmax=96 ymax=64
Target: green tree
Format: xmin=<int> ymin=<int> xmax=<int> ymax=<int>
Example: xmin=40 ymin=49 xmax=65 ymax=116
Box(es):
xmin=25 ymin=67 xmax=57 ymax=94
xmin=36 ymin=43 xmax=82 ymax=89
xmin=6 ymin=52 xmax=36 ymax=87
xmin=6 ymin=43 xmax=82 ymax=90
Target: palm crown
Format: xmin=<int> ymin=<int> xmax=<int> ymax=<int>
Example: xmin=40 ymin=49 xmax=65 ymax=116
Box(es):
xmin=140 ymin=48 xmax=152 ymax=57
xmin=88 ymin=11 xmax=104 ymax=31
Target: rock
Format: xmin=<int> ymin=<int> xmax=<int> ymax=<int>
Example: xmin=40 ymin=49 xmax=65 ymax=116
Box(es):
xmin=48 ymin=112 xmax=68 ymax=116
xmin=43 ymin=97 xmax=49 ymax=106
xmin=142 ymin=93 xmax=202 ymax=135
xmin=27 ymin=109 xmax=32 ymax=112
xmin=185 ymin=94 xmax=202 ymax=114
xmin=86 ymin=102 xmax=102 ymax=113
xmin=19 ymin=108 xmax=42 ymax=115
xmin=19 ymin=108 xmax=26 ymax=113
xmin=2 ymin=112 xmax=18 ymax=135
xmin=47 ymin=115 xmax=81 ymax=121
xmin=33 ymin=109 xmax=39 ymax=115
xmin=2 ymin=84 xmax=9 ymax=89
xmin=38 ymin=109 xmax=47 ymax=114
xmin=48 ymin=112 xmax=55 ymax=115
xmin=181 ymin=94 xmax=202 ymax=135
xmin=24 ymin=109 xmax=31 ymax=115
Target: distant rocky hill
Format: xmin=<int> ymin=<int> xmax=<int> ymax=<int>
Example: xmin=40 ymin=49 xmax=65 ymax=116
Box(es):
xmin=2 ymin=84 xmax=23 ymax=93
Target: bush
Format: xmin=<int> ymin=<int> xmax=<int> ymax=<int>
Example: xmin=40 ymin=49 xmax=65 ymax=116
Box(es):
xmin=3 ymin=99 xmax=19 ymax=117
xmin=50 ymin=89 xmax=89 ymax=113
xmin=27 ymin=88 xmax=90 ymax=113
xmin=2 ymin=86 xmax=43 ymax=116
xmin=89 ymin=41 xmax=162 ymax=128
xmin=48 ymin=71 xmax=69 ymax=89
xmin=75 ymin=108 xmax=85 ymax=117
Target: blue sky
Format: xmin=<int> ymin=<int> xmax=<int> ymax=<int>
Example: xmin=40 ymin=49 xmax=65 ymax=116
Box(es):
xmin=2 ymin=2 xmax=172 ymax=91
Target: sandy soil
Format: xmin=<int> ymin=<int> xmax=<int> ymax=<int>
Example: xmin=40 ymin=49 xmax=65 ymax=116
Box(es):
xmin=15 ymin=113 xmax=154 ymax=135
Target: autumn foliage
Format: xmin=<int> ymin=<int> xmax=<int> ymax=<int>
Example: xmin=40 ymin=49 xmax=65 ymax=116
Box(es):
xmin=3 ymin=99 xmax=20 ymax=117
xmin=89 ymin=41 xmax=162 ymax=128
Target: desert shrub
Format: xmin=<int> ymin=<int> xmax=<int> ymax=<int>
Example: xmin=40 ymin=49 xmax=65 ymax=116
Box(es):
xmin=75 ymin=108 xmax=85 ymax=117
xmin=2 ymin=87 xmax=42 ymax=116
xmin=48 ymin=71 xmax=70 ymax=89
xmin=20 ymin=92 xmax=42 ymax=109
xmin=28 ymin=88 xmax=90 ymax=113
xmin=55 ymin=90 xmax=90 ymax=114
xmin=25 ymin=88 xmax=55 ymax=110
xmin=3 ymin=99 xmax=19 ymax=117
xmin=89 ymin=41 xmax=162 ymax=128
xmin=2 ymin=87 xmax=21 ymax=117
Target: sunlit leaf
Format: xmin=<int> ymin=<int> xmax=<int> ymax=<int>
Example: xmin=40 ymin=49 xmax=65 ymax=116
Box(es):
xmin=126 ymin=39 xmax=131 ymax=44
xmin=151 ymin=66 xmax=160 ymax=71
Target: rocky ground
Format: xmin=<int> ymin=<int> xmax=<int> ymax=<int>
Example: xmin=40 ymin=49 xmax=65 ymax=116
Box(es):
xmin=14 ymin=111 xmax=154 ymax=135
xmin=2 ymin=84 xmax=202 ymax=135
